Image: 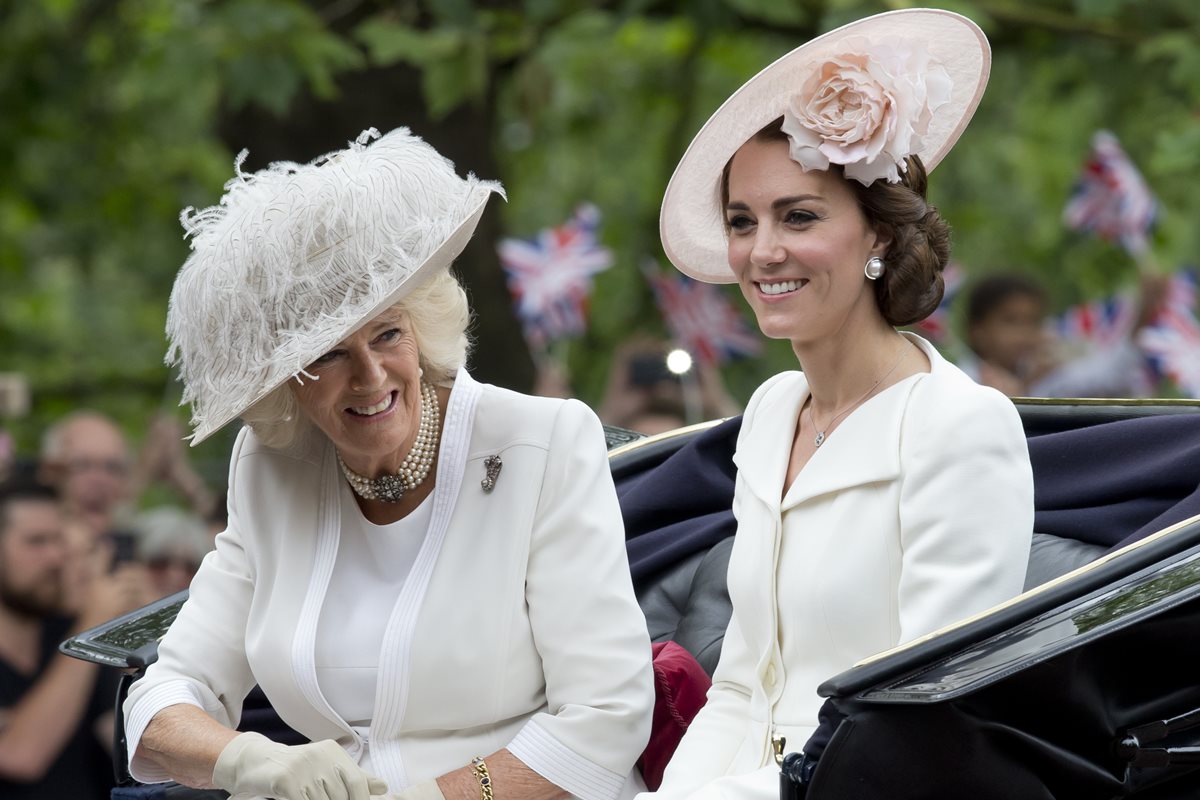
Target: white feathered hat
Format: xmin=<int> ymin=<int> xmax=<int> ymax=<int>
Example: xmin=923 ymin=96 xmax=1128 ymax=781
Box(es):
xmin=166 ymin=127 xmax=503 ymax=445
xmin=660 ymin=8 xmax=989 ymax=283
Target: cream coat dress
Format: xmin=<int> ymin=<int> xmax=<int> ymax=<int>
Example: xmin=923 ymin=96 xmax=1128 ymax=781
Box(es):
xmin=124 ymin=370 xmax=654 ymax=800
xmin=647 ymin=335 xmax=1034 ymax=799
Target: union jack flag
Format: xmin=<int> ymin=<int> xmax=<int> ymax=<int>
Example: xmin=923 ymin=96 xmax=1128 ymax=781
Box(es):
xmin=913 ymin=262 xmax=966 ymax=344
xmin=1063 ymin=130 xmax=1158 ymax=256
xmin=1139 ymin=270 xmax=1200 ymax=396
xmin=644 ymin=263 xmax=761 ymax=365
xmin=1053 ymin=293 xmax=1138 ymax=351
xmin=497 ymin=204 xmax=613 ymax=347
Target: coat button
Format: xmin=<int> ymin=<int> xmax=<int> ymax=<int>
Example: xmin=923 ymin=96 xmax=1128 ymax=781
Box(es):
xmin=764 ymin=663 xmax=777 ymax=688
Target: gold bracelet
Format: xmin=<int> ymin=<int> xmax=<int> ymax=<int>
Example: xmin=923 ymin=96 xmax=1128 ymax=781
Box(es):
xmin=470 ymin=756 xmax=494 ymax=800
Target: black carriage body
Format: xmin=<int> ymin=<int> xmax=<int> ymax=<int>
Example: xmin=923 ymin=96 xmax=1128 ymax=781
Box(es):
xmin=806 ymin=517 xmax=1200 ymax=800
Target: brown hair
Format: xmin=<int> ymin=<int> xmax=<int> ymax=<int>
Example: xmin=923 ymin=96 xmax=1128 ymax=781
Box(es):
xmin=721 ymin=118 xmax=951 ymax=327
xmin=965 ymin=273 xmax=1046 ymax=328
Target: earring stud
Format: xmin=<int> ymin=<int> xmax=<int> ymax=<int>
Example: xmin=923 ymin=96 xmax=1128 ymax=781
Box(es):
xmin=864 ymin=256 xmax=885 ymax=280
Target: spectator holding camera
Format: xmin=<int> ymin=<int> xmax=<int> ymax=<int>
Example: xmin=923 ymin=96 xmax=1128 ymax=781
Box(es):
xmin=0 ymin=478 xmax=146 ymax=800
xmin=598 ymin=338 xmax=740 ymax=435
xmin=37 ymin=411 xmax=135 ymax=546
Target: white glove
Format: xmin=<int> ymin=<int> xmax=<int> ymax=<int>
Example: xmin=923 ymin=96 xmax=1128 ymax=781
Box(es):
xmin=388 ymin=779 xmax=446 ymax=800
xmin=213 ymin=731 xmax=389 ymax=800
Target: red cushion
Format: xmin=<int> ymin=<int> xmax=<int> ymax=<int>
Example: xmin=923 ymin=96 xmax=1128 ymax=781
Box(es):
xmin=637 ymin=641 xmax=712 ymax=790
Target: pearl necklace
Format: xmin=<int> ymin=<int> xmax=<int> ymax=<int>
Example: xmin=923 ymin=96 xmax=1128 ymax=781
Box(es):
xmin=809 ymin=340 xmax=909 ymax=448
xmin=337 ymin=381 xmax=440 ymax=503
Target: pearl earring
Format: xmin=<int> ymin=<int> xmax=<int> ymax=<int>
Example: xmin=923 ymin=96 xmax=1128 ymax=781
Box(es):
xmin=864 ymin=256 xmax=885 ymax=280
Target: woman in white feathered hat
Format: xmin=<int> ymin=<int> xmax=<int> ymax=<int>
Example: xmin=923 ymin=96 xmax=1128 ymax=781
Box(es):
xmin=643 ymin=10 xmax=1034 ymax=798
xmin=124 ymin=128 xmax=653 ymax=800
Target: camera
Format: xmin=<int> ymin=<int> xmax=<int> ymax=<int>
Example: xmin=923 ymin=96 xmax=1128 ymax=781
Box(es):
xmin=628 ymin=353 xmax=677 ymax=388
xmin=108 ymin=529 xmax=139 ymax=572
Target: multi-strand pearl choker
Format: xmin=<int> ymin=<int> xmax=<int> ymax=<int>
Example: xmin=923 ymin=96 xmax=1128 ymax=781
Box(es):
xmin=337 ymin=380 xmax=440 ymax=503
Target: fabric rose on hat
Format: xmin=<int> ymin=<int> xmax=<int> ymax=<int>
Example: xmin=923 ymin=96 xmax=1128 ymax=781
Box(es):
xmin=781 ymin=36 xmax=953 ymax=186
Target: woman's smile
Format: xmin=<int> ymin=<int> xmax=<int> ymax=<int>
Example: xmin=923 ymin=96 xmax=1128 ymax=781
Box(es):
xmin=345 ymin=390 xmax=398 ymax=419
xmin=755 ymin=279 xmax=809 ymax=299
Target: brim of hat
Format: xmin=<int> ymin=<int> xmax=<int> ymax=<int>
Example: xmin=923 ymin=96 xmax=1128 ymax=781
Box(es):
xmin=186 ymin=185 xmax=496 ymax=446
xmin=660 ymin=8 xmax=990 ymax=284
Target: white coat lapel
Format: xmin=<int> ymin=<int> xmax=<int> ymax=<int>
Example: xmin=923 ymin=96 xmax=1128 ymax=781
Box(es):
xmin=781 ymin=334 xmax=953 ymax=507
xmin=781 ymin=374 xmax=919 ymax=509
xmin=732 ymin=334 xmax=947 ymax=508
xmin=732 ymin=372 xmax=809 ymax=511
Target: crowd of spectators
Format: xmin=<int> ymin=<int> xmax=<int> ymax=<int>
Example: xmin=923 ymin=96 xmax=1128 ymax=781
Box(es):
xmin=0 ymin=409 xmax=218 ymax=798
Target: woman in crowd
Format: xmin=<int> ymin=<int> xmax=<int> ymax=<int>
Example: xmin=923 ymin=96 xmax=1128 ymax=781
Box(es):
xmin=130 ymin=506 xmax=211 ymax=599
xmin=123 ymin=127 xmax=653 ymax=800
xmin=643 ymin=9 xmax=1034 ymax=798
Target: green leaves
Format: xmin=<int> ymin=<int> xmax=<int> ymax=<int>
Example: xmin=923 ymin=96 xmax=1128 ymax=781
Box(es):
xmin=356 ymin=10 xmax=537 ymax=119
xmin=356 ymin=18 xmax=486 ymax=118
xmin=211 ymin=0 xmax=363 ymax=113
xmin=357 ymin=18 xmax=463 ymax=66
xmin=721 ymin=0 xmax=809 ymax=27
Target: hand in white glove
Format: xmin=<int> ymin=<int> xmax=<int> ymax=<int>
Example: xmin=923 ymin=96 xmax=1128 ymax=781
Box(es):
xmin=213 ymin=731 xmax=389 ymax=800
xmin=388 ymin=779 xmax=446 ymax=800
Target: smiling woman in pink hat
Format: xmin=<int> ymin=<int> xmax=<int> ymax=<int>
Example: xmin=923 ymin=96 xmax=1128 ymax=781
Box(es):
xmin=644 ymin=10 xmax=1034 ymax=798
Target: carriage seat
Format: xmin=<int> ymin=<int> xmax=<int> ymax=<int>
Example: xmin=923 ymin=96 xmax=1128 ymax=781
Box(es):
xmin=633 ymin=532 xmax=1104 ymax=678
xmin=620 ymin=402 xmax=1200 ymax=676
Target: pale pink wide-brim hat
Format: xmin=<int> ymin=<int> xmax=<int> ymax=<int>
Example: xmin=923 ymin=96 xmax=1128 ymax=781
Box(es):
xmin=660 ymin=8 xmax=990 ymax=284
xmin=165 ymin=127 xmax=503 ymax=445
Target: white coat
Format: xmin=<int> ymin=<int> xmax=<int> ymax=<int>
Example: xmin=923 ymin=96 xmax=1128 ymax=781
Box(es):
xmin=648 ymin=335 xmax=1034 ymax=799
xmin=124 ymin=370 xmax=654 ymax=800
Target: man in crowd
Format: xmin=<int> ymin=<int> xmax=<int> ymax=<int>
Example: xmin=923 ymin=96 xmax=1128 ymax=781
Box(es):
xmin=38 ymin=410 xmax=216 ymax=573
xmin=37 ymin=411 xmax=133 ymax=542
xmin=0 ymin=478 xmax=144 ymax=799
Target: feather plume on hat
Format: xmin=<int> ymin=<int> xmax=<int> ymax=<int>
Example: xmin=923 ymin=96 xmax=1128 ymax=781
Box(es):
xmin=165 ymin=127 xmax=503 ymax=445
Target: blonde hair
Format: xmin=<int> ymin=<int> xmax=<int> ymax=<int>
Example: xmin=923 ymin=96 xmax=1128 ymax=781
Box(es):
xmin=241 ymin=268 xmax=472 ymax=450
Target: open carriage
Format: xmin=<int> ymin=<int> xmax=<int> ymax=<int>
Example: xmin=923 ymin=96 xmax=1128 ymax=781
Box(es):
xmin=64 ymin=397 xmax=1200 ymax=799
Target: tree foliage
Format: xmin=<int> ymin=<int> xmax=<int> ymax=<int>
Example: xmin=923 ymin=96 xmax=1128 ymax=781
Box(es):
xmin=3 ymin=0 xmax=1199 ymax=477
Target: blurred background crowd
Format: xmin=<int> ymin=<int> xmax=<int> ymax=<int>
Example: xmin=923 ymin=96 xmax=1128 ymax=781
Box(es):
xmin=5 ymin=0 xmax=1200 ymax=485
xmin=1 ymin=0 xmax=1199 ymax=796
